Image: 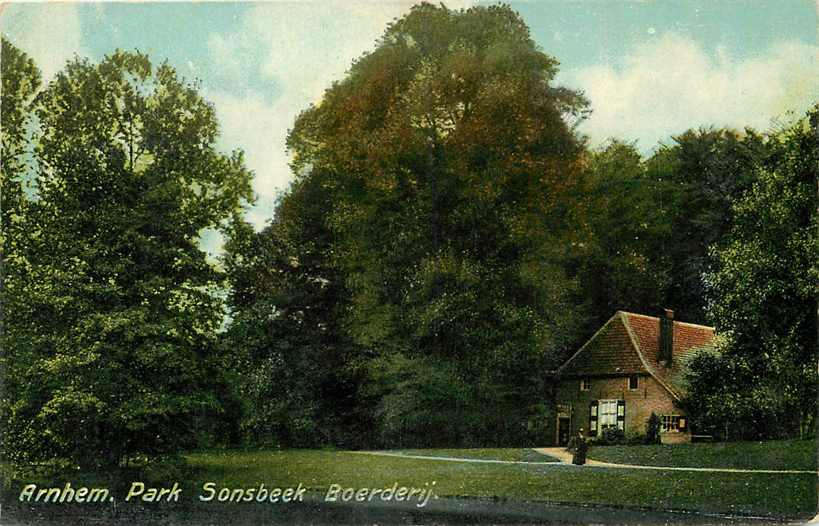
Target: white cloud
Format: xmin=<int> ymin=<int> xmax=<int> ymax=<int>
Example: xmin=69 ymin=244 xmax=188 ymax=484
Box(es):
xmin=560 ymin=33 xmax=819 ymax=152
xmin=206 ymin=90 xmax=291 ymax=196
xmin=199 ymin=90 xmax=291 ymax=256
xmin=206 ymin=1 xmax=475 ymax=230
xmin=0 ymin=3 xmax=87 ymax=83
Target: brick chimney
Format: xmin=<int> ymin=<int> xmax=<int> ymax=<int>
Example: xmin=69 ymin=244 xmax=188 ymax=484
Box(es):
xmin=659 ymin=309 xmax=674 ymax=365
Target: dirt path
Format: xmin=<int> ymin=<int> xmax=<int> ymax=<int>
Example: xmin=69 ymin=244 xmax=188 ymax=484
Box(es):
xmin=352 ymin=450 xmax=560 ymax=465
xmin=534 ymin=447 xmax=816 ymax=474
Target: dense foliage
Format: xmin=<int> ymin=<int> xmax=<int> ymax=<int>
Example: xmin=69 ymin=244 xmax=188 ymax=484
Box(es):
xmin=1 ymin=38 xmax=42 ymax=461
xmin=643 ymin=128 xmax=768 ymax=324
xmin=1 ymin=46 xmax=253 ymax=469
xmin=682 ymin=110 xmax=818 ymax=440
xmin=227 ymin=3 xmax=592 ymax=447
xmin=571 ymin=129 xmax=770 ymax=331
xmin=222 ymin=171 xmax=366 ymax=447
xmin=569 ymin=140 xmax=670 ymax=333
xmin=222 ymin=4 xmax=816 ymax=447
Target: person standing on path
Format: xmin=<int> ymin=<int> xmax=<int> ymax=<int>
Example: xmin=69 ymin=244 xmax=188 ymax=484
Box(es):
xmin=568 ymin=428 xmax=588 ymax=465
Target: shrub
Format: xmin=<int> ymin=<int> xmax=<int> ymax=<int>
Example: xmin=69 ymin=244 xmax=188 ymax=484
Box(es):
xmin=597 ymin=427 xmax=626 ymax=445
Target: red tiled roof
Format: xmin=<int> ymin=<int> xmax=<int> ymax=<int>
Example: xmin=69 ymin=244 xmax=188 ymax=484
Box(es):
xmin=557 ymin=313 xmax=644 ymax=376
xmin=557 ymin=311 xmax=716 ymax=399
xmin=624 ymin=312 xmax=715 ymax=397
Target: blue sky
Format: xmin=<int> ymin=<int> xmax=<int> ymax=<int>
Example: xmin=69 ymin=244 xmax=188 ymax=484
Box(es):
xmin=2 ymin=1 xmax=816 ymax=248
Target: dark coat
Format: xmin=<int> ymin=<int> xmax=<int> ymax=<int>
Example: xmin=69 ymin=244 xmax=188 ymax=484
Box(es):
xmin=568 ymin=433 xmax=588 ymax=465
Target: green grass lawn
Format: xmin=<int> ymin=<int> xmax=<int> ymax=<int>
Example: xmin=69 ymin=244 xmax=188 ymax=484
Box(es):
xmin=2 ymin=446 xmax=816 ymax=523
xmin=587 ymin=439 xmax=817 ymax=471
xmin=182 ymin=448 xmax=816 ymax=517
xmin=391 ymin=448 xmax=559 ymax=462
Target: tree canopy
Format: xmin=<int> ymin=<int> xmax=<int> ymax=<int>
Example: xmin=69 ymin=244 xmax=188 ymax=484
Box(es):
xmin=221 ymin=4 xmax=817 ymax=447
xmin=1 ymin=48 xmax=253 ymax=469
xmin=643 ymin=128 xmax=768 ymax=323
xmin=683 ymin=109 xmax=818 ymax=440
xmin=227 ymin=3 xmax=591 ymax=447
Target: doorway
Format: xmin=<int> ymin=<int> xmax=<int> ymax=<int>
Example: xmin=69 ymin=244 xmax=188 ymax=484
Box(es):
xmin=557 ymin=416 xmax=571 ymax=446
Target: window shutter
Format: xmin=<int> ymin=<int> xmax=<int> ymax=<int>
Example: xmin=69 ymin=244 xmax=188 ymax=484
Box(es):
xmin=589 ymin=401 xmax=598 ymax=435
xmin=679 ymin=416 xmax=687 ymax=432
xmin=616 ymin=400 xmax=626 ymax=431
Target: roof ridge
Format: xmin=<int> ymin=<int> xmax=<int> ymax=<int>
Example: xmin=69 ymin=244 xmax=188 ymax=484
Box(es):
xmin=620 ymin=312 xmax=681 ymax=401
xmin=619 ymin=311 xmax=714 ymax=331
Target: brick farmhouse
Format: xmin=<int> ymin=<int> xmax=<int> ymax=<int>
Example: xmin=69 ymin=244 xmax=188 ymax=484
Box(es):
xmin=551 ymin=310 xmax=715 ymax=445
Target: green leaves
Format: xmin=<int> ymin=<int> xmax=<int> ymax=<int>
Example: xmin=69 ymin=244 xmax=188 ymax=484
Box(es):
xmin=267 ymin=4 xmax=590 ymax=447
xmin=1 ymin=38 xmax=40 ymax=180
xmin=684 ymin=108 xmax=818 ymax=440
xmin=2 ymin=48 xmax=253 ymax=469
xmin=642 ymin=127 xmax=768 ymax=323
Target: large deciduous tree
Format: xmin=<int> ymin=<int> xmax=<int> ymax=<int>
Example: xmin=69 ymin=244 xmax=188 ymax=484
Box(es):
xmin=222 ymin=171 xmax=366 ymax=448
xmin=682 ymin=108 xmax=818 ymax=440
xmin=276 ymin=3 xmax=589 ymax=446
xmin=1 ymin=50 xmax=253 ymax=469
xmin=643 ymin=128 xmax=767 ymax=324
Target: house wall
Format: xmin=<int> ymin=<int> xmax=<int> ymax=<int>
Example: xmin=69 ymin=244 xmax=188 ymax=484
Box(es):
xmin=553 ymin=374 xmax=684 ymax=443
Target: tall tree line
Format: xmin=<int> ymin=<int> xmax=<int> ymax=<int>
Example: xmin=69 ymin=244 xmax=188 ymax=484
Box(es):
xmin=221 ymin=4 xmax=816 ymax=446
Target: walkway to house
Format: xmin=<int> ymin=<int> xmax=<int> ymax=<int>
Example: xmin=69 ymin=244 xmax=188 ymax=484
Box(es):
xmin=354 ymin=449 xmax=816 ymax=474
xmin=352 ymin=451 xmax=558 ymax=466
xmin=535 ymin=447 xmax=604 ymax=465
xmin=534 ymin=447 xmax=816 ymax=474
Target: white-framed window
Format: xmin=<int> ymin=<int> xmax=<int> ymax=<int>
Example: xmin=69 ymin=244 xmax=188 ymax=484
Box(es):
xmin=628 ymin=375 xmax=639 ymax=390
xmin=661 ymin=415 xmax=686 ymax=433
xmin=599 ymin=400 xmax=618 ymax=429
xmin=580 ymin=378 xmax=590 ymax=391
